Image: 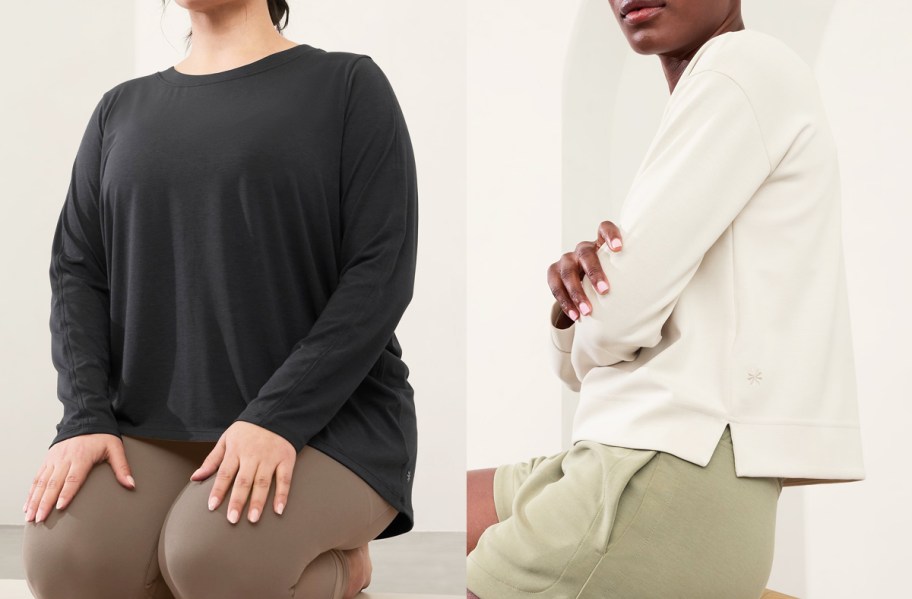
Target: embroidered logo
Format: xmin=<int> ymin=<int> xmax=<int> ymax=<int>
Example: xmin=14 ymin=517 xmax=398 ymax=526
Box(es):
xmin=406 ymin=470 xmax=412 ymax=482
xmin=746 ymin=368 xmax=763 ymax=385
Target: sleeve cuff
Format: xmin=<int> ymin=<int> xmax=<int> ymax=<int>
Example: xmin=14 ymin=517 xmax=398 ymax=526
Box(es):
xmin=549 ymin=301 xmax=575 ymax=353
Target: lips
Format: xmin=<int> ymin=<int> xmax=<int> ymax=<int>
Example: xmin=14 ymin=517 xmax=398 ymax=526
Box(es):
xmin=619 ymin=0 xmax=666 ymax=18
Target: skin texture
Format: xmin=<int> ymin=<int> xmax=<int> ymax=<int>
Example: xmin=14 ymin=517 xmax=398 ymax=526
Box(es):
xmin=608 ymin=0 xmax=745 ymax=93
xmin=467 ymin=1 xmax=745 ymax=597
xmin=27 ymin=3 xmax=371 ymax=597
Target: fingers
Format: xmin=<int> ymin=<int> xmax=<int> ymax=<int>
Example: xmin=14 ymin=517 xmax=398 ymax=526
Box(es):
xmin=547 ymin=249 xmax=594 ymax=320
xmin=224 ymin=457 xmax=257 ymax=525
xmin=191 ymin=436 xmax=226 ymax=481
xmin=23 ymin=462 xmax=46 ymax=515
xmin=595 ymin=220 xmax=623 ymax=252
xmin=547 ymin=256 xmax=580 ymax=321
xmin=55 ymin=459 xmax=93 ymax=512
xmin=207 ymin=449 xmax=239 ymax=517
xmin=106 ymin=439 xmax=136 ymax=490
xmin=577 ymin=240 xmax=610 ymax=295
xmin=565 ymin=243 xmax=596 ymax=314
xmin=273 ymin=459 xmax=292 ymax=516
xmin=27 ymin=462 xmax=64 ymax=524
xmin=245 ymin=461 xmax=274 ymax=523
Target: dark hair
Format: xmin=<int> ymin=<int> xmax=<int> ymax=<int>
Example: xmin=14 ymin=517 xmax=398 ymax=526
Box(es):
xmin=161 ymin=1 xmax=290 ymax=51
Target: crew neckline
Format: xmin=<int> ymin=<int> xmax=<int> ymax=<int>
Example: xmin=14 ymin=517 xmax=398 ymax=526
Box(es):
xmin=156 ymin=43 xmax=313 ymax=86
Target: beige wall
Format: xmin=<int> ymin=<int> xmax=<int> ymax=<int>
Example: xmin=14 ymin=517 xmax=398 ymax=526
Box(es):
xmin=465 ymin=0 xmax=583 ymax=469
xmin=0 ymin=0 xmax=136 ymax=523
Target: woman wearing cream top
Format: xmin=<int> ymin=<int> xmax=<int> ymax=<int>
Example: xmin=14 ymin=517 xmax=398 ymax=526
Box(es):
xmin=467 ymin=0 xmax=864 ymax=597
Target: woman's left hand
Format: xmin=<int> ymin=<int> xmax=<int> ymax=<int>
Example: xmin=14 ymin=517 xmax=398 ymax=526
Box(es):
xmin=190 ymin=420 xmax=297 ymax=524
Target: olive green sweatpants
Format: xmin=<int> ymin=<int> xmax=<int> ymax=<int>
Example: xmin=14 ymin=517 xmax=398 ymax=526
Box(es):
xmin=467 ymin=425 xmax=783 ymax=599
xmin=22 ymin=434 xmax=397 ymax=599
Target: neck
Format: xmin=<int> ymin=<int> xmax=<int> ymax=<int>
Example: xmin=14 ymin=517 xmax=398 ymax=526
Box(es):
xmin=659 ymin=17 xmax=746 ymax=94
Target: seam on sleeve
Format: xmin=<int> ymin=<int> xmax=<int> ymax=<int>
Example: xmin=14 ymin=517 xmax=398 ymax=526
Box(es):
xmin=698 ymin=69 xmax=773 ymax=176
xmin=54 ymin=249 xmax=90 ymax=432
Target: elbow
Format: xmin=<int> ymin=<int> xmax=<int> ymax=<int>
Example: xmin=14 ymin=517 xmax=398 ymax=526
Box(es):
xmin=573 ymin=314 xmax=657 ymax=366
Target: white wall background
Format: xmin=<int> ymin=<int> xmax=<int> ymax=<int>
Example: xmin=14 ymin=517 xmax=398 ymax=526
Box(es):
xmin=1 ymin=0 xmax=466 ymax=534
xmin=559 ymin=0 xmax=911 ymax=597
xmin=466 ymin=0 xmax=583 ymax=469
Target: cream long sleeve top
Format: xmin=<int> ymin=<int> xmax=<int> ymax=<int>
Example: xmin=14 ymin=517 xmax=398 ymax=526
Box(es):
xmin=551 ymin=29 xmax=865 ymax=486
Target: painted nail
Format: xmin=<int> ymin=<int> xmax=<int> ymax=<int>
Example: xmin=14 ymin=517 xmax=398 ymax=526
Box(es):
xmin=276 ymin=502 xmax=285 ymax=515
xmin=35 ymin=510 xmax=43 ymax=523
xmin=249 ymin=508 xmax=260 ymax=523
xmin=208 ymin=496 xmax=218 ymax=511
xmin=580 ymin=302 xmax=591 ymax=316
xmin=56 ymin=498 xmax=63 ymax=510
xmin=610 ymin=238 xmax=622 ymax=249
xmin=568 ymin=309 xmax=579 ymax=321
xmin=597 ymin=281 xmax=609 ymax=293
xmin=127 ymin=475 xmax=136 ymax=488
xmin=228 ymin=508 xmax=239 ymax=524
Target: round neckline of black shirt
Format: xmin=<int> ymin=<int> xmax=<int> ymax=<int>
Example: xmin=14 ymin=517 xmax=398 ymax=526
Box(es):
xmin=156 ymin=43 xmax=313 ymax=86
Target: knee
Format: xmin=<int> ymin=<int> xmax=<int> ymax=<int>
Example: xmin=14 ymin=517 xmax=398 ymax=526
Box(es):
xmin=159 ymin=518 xmax=287 ymax=599
xmin=22 ymin=522 xmax=115 ymax=599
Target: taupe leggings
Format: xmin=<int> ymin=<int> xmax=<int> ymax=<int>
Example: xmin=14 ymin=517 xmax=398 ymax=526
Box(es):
xmin=22 ymin=434 xmax=398 ymax=599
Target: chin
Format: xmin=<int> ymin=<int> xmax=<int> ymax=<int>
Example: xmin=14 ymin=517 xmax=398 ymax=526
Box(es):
xmin=623 ymin=32 xmax=670 ymax=55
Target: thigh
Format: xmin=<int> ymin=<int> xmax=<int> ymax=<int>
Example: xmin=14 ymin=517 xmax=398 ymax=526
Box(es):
xmin=158 ymin=444 xmax=397 ymax=599
xmin=467 ymin=441 xmax=657 ymax=599
xmin=582 ymin=426 xmax=783 ymax=599
xmin=22 ymin=435 xmax=212 ymax=599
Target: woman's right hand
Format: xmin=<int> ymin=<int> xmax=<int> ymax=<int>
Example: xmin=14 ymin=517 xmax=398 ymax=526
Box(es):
xmin=24 ymin=433 xmax=136 ymax=523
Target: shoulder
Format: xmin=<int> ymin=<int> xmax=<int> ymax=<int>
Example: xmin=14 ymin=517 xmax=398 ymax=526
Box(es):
xmin=690 ymin=29 xmax=813 ymax=86
xmin=290 ymin=46 xmax=390 ymax=87
xmin=685 ymin=29 xmax=821 ymax=114
xmin=678 ymin=29 xmax=830 ymax=150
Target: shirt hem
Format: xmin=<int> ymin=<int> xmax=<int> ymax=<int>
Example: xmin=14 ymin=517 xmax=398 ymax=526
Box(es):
xmin=571 ymin=395 xmax=865 ymax=484
xmin=308 ymin=438 xmax=414 ymax=540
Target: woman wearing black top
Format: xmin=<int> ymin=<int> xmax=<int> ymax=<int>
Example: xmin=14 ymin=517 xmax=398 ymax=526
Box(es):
xmin=21 ymin=1 xmax=418 ymax=598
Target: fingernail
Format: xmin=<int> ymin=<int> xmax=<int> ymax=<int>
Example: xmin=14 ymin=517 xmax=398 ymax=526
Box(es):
xmin=35 ymin=510 xmax=43 ymax=523
xmin=55 ymin=498 xmax=63 ymax=510
xmin=580 ymin=302 xmax=591 ymax=316
xmin=276 ymin=502 xmax=285 ymax=515
xmin=127 ymin=475 xmax=136 ymax=488
xmin=597 ymin=281 xmax=609 ymax=293
xmin=249 ymin=508 xmax=260 ymax=523
xmin=208 ymin=496 xmax=218 ymax=511
xmin=228 ymin=508 xmax=239 ymax=524
xmin=568 ymin=309 xmax=579 ymax=321
xmin=610 ymin=238 xmax=622 ymax=249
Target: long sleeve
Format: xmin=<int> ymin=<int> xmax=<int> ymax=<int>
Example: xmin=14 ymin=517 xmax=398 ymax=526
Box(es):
xmin=233 ymin=57 xmax=418 ymax=453
xmin=548 ymin=302 xmax=581 ymax=392
xmin=564 ymin=70 xmax=773 ymax=381
xmin=48 ymin=94 xmax=121 ymax=448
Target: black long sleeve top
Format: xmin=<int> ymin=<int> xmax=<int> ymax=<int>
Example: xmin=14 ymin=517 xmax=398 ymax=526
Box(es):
xmin=47 ymin=44 xmax=418 ymax=538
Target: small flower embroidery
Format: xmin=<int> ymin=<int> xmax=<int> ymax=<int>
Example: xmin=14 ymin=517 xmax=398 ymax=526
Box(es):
xmin=747 ymin=369 xmax=763 ymax=385
xmin=406 ymin=470 xmax=412 ymax=482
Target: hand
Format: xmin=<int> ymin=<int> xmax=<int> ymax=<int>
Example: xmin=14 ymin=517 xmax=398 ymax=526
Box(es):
xmin=24 ymin=433 xmax=135 ymax=523
xmin=548 ymin=220 xmax=624 ymax=326
xmin=191 ymin=420 xmax=296 ymax=524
